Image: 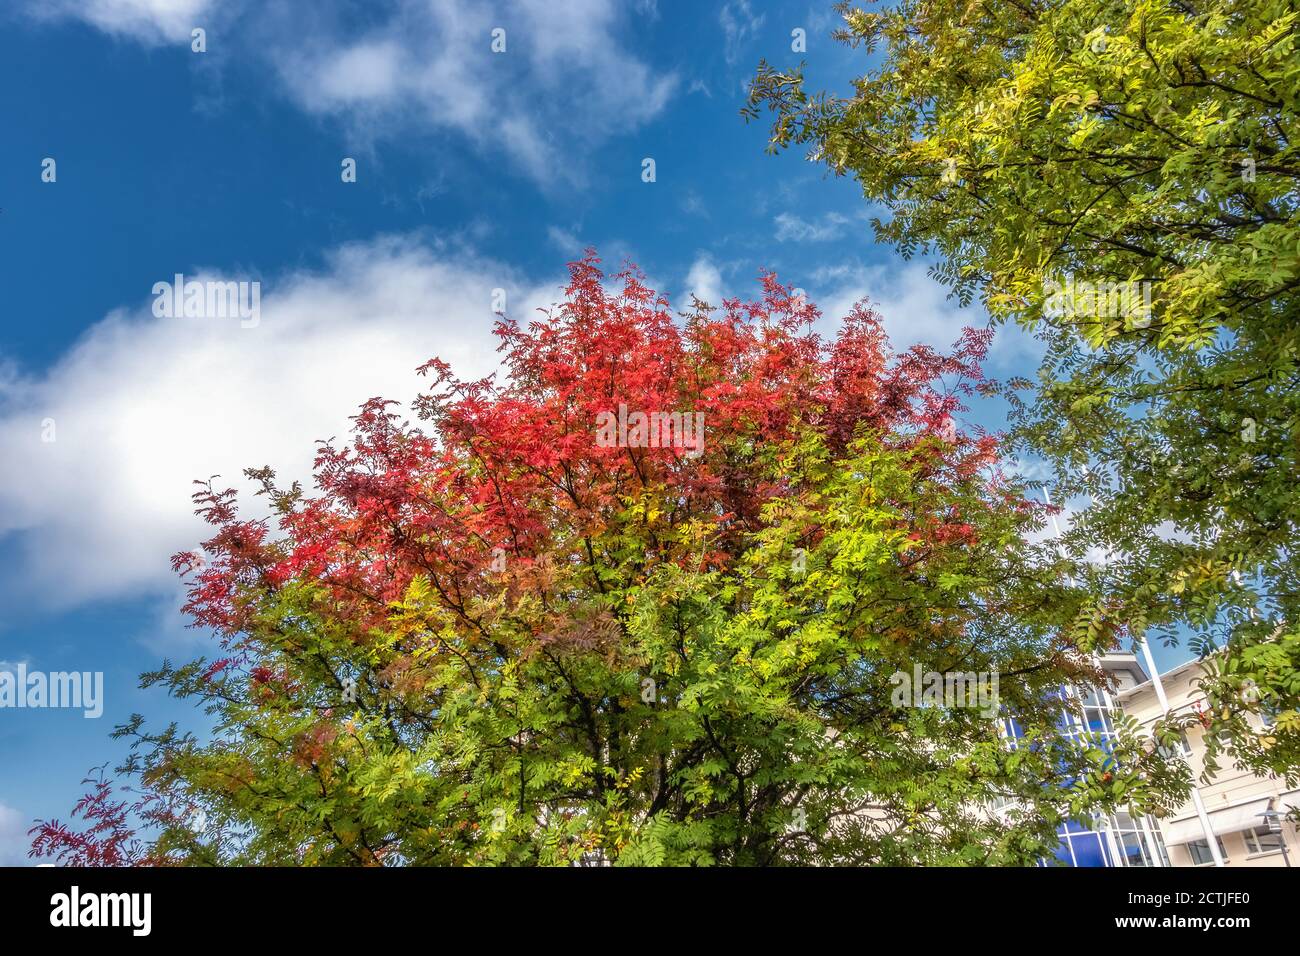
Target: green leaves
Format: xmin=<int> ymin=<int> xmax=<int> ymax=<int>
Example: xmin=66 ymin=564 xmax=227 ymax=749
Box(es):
xmin=749 ymin=0 xmax=1300 ymax=781
xmin=101 ymin=419 xmax=1157 ymax=866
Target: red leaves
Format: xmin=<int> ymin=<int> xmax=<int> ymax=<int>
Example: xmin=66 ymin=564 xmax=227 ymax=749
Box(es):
xmin=29 ymin=767 xmax=150 ymax=867
xmin=201 ymin=657 xmax=236 ymax=682
xmin=173 ymin=251 xmax=1011 ymax=653
xmin=291 ymin=722 xmax=340 ymax=769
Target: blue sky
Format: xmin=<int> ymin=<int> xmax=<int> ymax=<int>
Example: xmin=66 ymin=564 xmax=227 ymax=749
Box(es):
xmin=0 ymin=0 xmax=1195 ymax=863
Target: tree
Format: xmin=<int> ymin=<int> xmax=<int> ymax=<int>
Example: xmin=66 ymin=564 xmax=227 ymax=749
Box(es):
xmin=36 ymin=255 xmax=1187 ymax=866
xmin=29 ymin=766 xmax=155 ymax=867
xmin=745 ymin=0 xmax=1300 ymax=782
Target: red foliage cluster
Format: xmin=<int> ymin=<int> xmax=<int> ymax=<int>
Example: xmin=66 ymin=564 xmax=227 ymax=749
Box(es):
xmin=174 ymin=252 xmax=1002 ymax=646
xmin=28 ymin=767 xmax=154 ymax=867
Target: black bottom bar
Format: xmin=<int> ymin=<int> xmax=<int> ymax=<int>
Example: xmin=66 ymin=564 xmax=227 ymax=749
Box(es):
xmin=0 ymin=865 xmax=1284 ymax=943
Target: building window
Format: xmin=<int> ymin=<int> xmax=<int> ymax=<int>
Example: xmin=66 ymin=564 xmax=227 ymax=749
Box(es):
xmin=1079 ymin=687 xmax=1115 ymax=736
xmin=1119 ymin=829 xmax=1150 ymax=867
xmin=1060 ymin=686 xmax=1115 ymax=746
xmin=1186 ymin=836 xmax=1228 ymax=866
xmin=1065 ymin=831 xmax=1108 ymax=867
xmin=1109 ymin=810 xmax=1164 ymax=867
xmin=1243 ymin=826 xmax=1285 ymax=855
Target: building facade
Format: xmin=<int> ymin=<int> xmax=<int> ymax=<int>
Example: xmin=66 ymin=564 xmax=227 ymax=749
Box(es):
xmin=1034 ymin=655 xmax=1171 ymax=867
xmin=1042 ymin=652 xmax=1297 ymax=867
xmin=1118 ymin=656 xmax=1298 ymax=868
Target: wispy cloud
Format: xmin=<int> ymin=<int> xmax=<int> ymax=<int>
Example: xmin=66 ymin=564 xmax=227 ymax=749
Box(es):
xmin=719 ymin=0 xmax=765 ymax=66
xmin=547 ymin=226 xmax=586 ymax=257
xmin=680 ymin=191 xmax=709 ymax=218
xmin=774 ymin=211 xmax=852 ymax=243
xmin=30 ymin=0 xmax=212 ymax=42
xmin=25 ymin=0 xmax=677 ymax=188
xmin=806 ymin=260 xmax=1040 ymax=361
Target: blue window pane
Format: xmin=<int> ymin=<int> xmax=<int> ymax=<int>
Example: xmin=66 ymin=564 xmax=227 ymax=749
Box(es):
xmin=1070 ymin=833 xmax=1107 ymax=868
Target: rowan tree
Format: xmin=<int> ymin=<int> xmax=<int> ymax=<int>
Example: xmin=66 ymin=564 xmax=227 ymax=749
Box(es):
xmin=35 ymin=254 xmax=1188 ymax=865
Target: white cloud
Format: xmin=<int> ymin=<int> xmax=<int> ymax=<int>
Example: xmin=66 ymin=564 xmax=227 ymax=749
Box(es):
xmin=0 ymin=236 xmax=561 ymax=615
xmin=273 ymin=1 xmax=677 ymax=185
xmin=301 ymin=39 xmax=405 ymax=104
xmin=679 ymin=255 xmax=1035 ymax=365
xmin=30 ymin=0 xmax=211 ymax=42
xmin=805 ymin=260 xmax=1039 ymax=360
xmin=26 ymin=0 xmax=676 ymax=188
xmin=547 ymin=226 xmax=585 ymax=257
xmin=0 ymin=803 xmax=29 ymax=866
xmin=774 ymin=211 xmax=852 ymax=243
xmin=812 ymin=261 xmax=958 ymax=348
xmin=684 ymin=254 xmax=726 ymax=308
